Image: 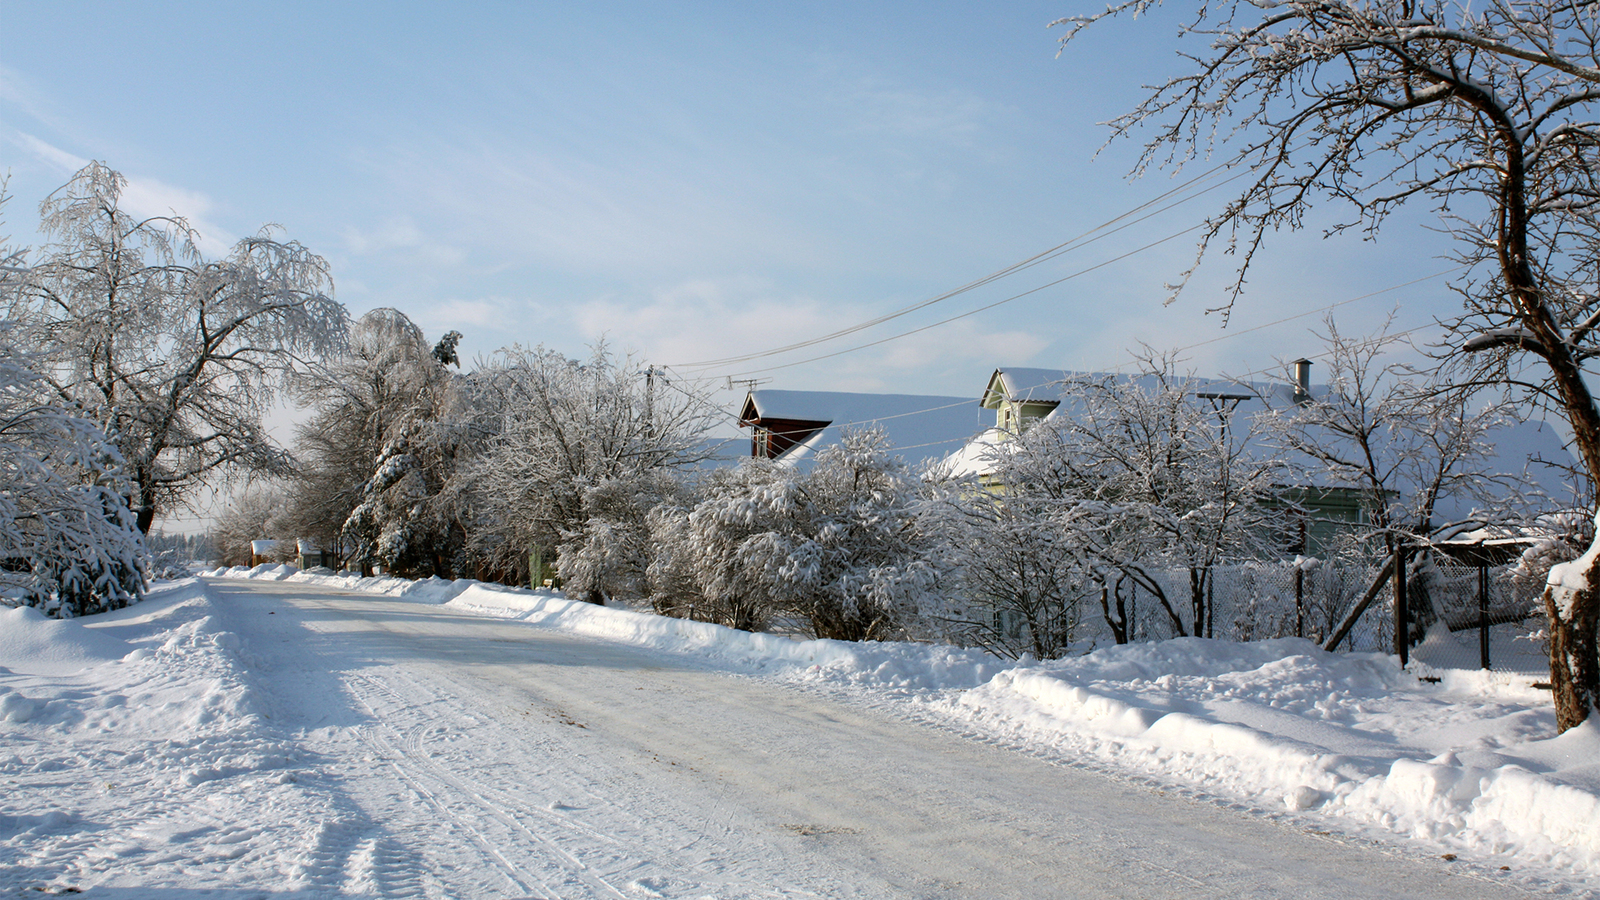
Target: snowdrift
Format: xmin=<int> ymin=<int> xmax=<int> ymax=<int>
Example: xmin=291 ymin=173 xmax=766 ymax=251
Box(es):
xmin=152 ymin=568 xmax=1600 ymax=882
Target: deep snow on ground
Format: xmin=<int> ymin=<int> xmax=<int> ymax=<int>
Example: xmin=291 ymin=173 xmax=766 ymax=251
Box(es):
xmin=1 ymin=565 xmax=1597 ymax=897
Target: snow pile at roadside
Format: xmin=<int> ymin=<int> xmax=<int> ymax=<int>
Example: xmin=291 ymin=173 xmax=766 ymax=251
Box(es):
xmin=0 ymin=580 xmax=373 ymax=895
xmin=205 ymin=566 xmax=1600 ymax=883
xmin=206 ymin=565 xmax=1008 ymax=690
xmin=943 ymin=636 xmax=1600 ymax=874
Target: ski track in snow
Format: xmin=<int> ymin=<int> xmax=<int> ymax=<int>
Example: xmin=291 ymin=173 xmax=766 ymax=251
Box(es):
xmin=0 ymin=571 xmax=1594 ymax=898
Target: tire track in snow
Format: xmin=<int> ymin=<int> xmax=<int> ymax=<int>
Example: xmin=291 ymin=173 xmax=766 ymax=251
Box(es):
xmin=345 ymin=666 xmax=817 ymax=900
xmin=223 ymin=578 xmax=856 ymax=899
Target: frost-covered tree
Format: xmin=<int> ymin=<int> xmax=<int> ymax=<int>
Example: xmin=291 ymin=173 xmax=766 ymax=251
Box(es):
xmin=922 ymin=475 xmax=1092 ymax=658
xmin=0 ymin=393 xmax=145 ymax=616
xmin=1061 ymin=0 xmax=1600 ymax=728
xmin=988 ymin=356 xmax=1287 ymax=641
xmin=9 ymin=162 xmax=348 ymax=534
xmin=288 ymin=308 xmax=466 ymax=576
xmin=211 ymin=485 xmax=292 ymax=568
xmin=465 ymin=343 xmax=717 ymax=589
xmin=1273 ymin=319 xmax=1531 ymax=649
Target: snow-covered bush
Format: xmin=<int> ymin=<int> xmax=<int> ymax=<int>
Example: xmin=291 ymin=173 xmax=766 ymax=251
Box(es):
xmin=647 ymin=462 xmax=789 ymax=632
xmin=642 ymin=429 xmax=940 ymax=640
xmin=0 ymin=329 xmax=146 ymax=615
xmin=761 ymin=428 xmax=937 ymax=641
xmin=463 ymin=343 xmax=718 ymax=586
xmin=558 ymin=471 xmax=691 ymax=605
xmin=920 ymin=477 xmax=1094 ymax=658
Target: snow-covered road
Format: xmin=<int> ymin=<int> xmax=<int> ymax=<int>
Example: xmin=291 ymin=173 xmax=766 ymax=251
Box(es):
xmin=166 ymin=577 xmax=1530 ymax=900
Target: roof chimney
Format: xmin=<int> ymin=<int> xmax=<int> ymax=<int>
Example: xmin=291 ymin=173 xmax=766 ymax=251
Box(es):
xmin=1291 ymin=358 xmax=1313 ymax=405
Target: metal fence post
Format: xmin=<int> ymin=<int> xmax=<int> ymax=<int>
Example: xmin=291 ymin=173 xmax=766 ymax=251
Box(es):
xmin=1394 ymin=543 xmax=1410 ymax=667
xmin=1294 ymin=563 xmax=1305 ymax=639
xmin=1479 ymin=563 xmax=1491 ymax=670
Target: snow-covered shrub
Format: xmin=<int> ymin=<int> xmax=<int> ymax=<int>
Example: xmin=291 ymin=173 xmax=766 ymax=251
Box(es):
xmin=0 ymin=328 xmax=146 ymax=615
xmin=764 ymin=428 xmax=937 ymax=641
xmin=964 ymin=356 xmax=1288 ymax=643
xmin=558 ymin=471 xmax=690 ymax=604
xmin=920 ymin=476 xmax=1094 ymax=659
xmin=655 ymin=461 xmax=791 ymax=633
xmin=643 ymin=499 xmax=707 ymax=620
xmin=643 ymin=429 xmax=940 ymax=640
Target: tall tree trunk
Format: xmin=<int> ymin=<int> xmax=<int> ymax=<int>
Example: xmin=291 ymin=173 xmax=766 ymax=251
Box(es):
xmin=1543 ymin=551 xmax=1600 ymax=731
xmin=135 ymin=478 xmax=157 ymax=535
xmin=1494 ymin=118 xmax=1600 ymax=731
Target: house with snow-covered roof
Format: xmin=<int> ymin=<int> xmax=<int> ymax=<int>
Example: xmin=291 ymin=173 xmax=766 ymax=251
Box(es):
xmin=941 ymin=363 xmax=1576 ymax=556
xmin=738 ymin=389 xmax=987 ymax=471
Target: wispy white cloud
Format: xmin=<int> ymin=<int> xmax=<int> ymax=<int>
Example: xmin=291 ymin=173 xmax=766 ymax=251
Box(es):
xmin=11 ymin=132 xmax=236 ymax=256
xmin=342 ymin=215 xmax=465 ymax=268
xmin=11 ymin=131 xmax=85 ymax=175
xmin=0 ymin=63 xmax=71 ymax=137
xmin=569 ymin=277 xmax=1049 ymax=396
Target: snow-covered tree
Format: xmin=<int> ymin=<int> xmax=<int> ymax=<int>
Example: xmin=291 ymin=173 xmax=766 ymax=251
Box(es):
xmin=465 ymin=343 xmax=717 ymax=590
xmin=211 ymin=485 xmax=292 ymax=568
xmin=0 ymin=316 xmax=144 ymax=614
xmin=0 ymin=352 xmax=147 ymax=615
xmin=288 ymin=308 xmax=466 ymax=576
xmin=1272 ymin=319 xmax=1533 ymax=649
xmin=1061 ymin=0 xmax=1600 ymax=728
xmin=9 ymin=162 xmax=348 ymax=534
xmin=986 ymin=355 xmax=1287 ymax=641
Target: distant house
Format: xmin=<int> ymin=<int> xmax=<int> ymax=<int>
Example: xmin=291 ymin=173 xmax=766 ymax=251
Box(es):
xmin=939 ymin=364 xmax=1575 ymax=557
xmin=249 ymin=540 xmax=281 ymax=566
xmin=738 ymin=389 xmax=987 ymax=471
xmin=296 ymin=538 xmax=339 ymax=571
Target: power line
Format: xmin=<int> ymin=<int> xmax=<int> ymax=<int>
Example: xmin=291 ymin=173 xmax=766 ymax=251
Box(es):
xmin=672 ymin=155 xmax=1251 ymax=371
xmin=1094 ymin=264 xmax=1470 ymax=376
xmin=722 ymin=222 xmax=1208 ymax=378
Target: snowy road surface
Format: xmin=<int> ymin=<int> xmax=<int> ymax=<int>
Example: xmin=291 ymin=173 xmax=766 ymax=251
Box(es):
xmin=98 ymin=576 xmax=1529 ymax=900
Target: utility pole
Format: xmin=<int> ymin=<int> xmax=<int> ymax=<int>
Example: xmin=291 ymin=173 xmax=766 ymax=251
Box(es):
xmin=644 ymin=365 xmax=663 ymax=437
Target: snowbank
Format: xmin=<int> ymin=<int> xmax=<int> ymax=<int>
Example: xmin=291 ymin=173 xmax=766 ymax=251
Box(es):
xmin=196 ymin=567 xmax=1600 ymax=884
xmin=0 ymin=578 xmax=364 ymax=894
xmin=0 ymin=605 xmax=137 ymax=676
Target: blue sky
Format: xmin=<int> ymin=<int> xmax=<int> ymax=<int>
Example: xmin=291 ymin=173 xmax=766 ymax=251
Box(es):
xmin=2 ymin=1 xmax=1459 ymax=416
